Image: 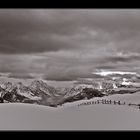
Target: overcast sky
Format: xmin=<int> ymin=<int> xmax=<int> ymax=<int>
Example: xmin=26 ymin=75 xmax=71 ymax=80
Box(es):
xmin=0 ymin=9 xmax=140 ymax=81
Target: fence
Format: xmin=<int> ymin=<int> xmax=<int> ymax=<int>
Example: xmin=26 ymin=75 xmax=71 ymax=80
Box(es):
xmin=78 ymin=99 xmax=140 ymax=109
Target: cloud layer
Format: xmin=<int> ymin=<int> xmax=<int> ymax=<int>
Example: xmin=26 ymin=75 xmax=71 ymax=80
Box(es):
xmin=0 ymin=9 xmax=140 ymax=81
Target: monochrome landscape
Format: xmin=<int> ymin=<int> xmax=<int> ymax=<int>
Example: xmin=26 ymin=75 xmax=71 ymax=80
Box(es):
xmin=0 ymin=9 xmax=140 ymax=130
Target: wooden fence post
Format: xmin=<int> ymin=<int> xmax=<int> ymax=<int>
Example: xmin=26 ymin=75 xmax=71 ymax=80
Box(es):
xmin=138 ymin=104 xmax=140 ymax=109
xmin=118 ymin=101 xmax=121 ymax=105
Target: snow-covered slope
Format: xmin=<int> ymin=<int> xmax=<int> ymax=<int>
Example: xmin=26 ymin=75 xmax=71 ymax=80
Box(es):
xmin=102 ymin=91 xmax=140 ymax=104
xmin=0 ymin=103 xmax=140 ymax=130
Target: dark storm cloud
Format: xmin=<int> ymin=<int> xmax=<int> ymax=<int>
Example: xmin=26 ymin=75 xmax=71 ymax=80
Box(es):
xmin=8 ymin=73 xmax=35 ymax=79
xmin=1 ymin=9 xmax=140 ymax=81
xmin=43 ymin=72 xmax=104 ymax=81
xmin=0 ymin=10 xmax=80 ymax=54
xmin=96 ymin=65 xmax=117 ymax=70
xmin=105 ymin=53 xmax=140 ymax=63
xmin=0 ymin=9 xmax=140 ymax=54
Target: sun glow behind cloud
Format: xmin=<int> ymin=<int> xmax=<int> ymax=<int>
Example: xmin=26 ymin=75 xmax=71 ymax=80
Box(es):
xmin=93 ymin=70 xmax=138 ymax=76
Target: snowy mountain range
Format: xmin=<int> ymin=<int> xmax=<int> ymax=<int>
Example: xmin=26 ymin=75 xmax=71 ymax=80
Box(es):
xmin=0 ymin=71 xmax=140 ymax=107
